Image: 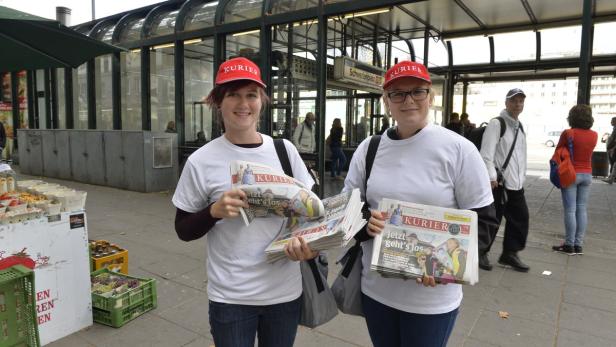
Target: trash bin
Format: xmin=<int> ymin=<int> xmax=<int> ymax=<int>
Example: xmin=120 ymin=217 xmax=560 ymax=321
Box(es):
xmin=591 ymin=151 xmax=609 ymax=177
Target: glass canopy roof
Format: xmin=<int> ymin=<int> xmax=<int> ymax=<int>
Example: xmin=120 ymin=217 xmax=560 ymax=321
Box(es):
xmin=80 ymin=0 xmax=616 ymax=69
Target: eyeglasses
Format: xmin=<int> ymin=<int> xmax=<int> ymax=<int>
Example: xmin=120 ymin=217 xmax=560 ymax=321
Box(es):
xmin=387 ymin=88 xmax=430 ymax=103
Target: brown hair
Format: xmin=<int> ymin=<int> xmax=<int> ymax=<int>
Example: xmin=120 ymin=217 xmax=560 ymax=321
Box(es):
xmin=567 ymin=104 xmax=594 ymax=129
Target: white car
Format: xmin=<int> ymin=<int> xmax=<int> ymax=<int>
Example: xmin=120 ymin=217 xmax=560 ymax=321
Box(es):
xmin=544 ymin=130 xmax=562 ymax=147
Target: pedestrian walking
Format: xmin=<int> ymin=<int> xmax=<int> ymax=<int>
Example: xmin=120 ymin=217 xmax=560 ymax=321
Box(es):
xmin=479 ymin=88 xmax=531 ymax=272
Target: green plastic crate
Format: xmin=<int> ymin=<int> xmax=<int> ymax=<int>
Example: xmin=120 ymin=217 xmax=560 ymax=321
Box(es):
xmin=0 ymin=265 xmax=40 ymax=347
xmin=90 ymin=268 xmax=157 ymax=328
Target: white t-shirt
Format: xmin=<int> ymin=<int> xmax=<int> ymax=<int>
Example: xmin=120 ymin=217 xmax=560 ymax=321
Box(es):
xmin=343 ymin=124 xmax=493 ymax=314
xmin=172 ymin=134 xmax=314 ymax=305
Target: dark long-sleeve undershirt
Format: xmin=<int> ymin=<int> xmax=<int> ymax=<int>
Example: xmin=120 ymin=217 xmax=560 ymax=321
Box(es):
xmin=175 ymin=204 xmax=221 ymax=241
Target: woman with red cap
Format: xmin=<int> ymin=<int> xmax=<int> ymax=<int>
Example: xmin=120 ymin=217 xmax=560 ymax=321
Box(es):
xmin=172 ymin=57 xmax=316 ymax=347
xmin=342 ymin=60 xmax=496 ymax=347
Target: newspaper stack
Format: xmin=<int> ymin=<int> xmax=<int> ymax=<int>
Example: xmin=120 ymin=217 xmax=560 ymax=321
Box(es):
xmin=265 ymin=189 xmax=366 ymax=262
xmin=370 ymin=198 xmax=479 ymax=285
xmin=230 ymin=160 xmax=325 ymax=226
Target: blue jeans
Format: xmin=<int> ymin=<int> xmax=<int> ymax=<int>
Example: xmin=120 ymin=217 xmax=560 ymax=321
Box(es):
xmin=208 ymin=296 xmax=301 ymax=347
xmin=330 ymin=145 xmax=346 ymax=177
xmin=561 ymin=173 xmax=592 ymax=246
xmin=362 ymin=293 xmax=458 ymax=347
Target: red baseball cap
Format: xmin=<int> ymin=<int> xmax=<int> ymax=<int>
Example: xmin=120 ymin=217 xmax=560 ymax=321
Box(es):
xmin=215 ymin=57 xmax=266 ymax=88
xmin=383 ymin=61 xmax=431 ymax=89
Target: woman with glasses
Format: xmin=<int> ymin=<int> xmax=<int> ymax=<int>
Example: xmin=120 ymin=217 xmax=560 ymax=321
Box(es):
xmin=343 ymin=61 xmax=495 ymax=347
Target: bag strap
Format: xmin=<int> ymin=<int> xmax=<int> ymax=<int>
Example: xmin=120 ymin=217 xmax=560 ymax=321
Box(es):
xmin=501 ymin=123 xmax=520 ymax=172
xmin=274 ymin=139 xmax=293 ymax=177
xmin=496 ymin=117 xmax=506 ymax=138
xmin=567 ymin=129 xmax=574 ymax=164
xmin=341 ymin=242 xmax=362 ymax=278
xmin=364 ymin=135 xmax=382 ymax=196
xmin=307 ymin=258 xmax=325 ymax=292
xmin=274 ymin=138 xmax=326 ymax=292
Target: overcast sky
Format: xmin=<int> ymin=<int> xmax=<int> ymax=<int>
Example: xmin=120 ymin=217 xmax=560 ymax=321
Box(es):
xmin=0 ymin=0 xmax=161 ymax=24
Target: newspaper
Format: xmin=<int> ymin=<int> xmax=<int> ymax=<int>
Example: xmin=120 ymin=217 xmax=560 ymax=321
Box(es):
xmin=370 ymin=198 xmax=478 ymax=285
xmin=230 ymin=160 xmax=325 ymax=226
xmin=265 ymin=189 xmax=365 ymax=262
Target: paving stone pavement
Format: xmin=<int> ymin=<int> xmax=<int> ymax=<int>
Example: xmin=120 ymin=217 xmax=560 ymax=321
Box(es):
xmin=28 ymin=170 xmax=615 ymax=347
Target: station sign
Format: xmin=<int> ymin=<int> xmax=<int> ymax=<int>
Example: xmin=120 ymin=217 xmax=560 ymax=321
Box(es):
xmin=334 ymin=57 xmax=385 ymax=93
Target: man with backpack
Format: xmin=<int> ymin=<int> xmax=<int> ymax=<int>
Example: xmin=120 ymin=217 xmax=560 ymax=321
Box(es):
xmin=479 ymin=88 xmax=530 ymax=273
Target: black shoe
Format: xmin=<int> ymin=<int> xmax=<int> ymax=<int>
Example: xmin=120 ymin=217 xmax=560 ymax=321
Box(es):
xmin=552 ymin=244 xmax=575 ymax=255
xmin=479 ymin=253 xmax=493 ymax=271
xmin=498 ymin=252 xmax=530 ymax=272
xmin=574 ymin=246 xmax=584 ymax=255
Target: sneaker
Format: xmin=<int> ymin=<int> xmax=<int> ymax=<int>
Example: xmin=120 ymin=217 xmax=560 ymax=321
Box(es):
xmin=602 ymin=178 xmax=614 ymax=184
xmin=552 ymin=244 xmax=575 ymax=255
xmin=574 ymin=246 xmax=584 ymax=255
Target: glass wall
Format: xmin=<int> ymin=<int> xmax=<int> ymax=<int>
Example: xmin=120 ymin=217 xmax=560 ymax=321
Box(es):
xmin=450 ymin=35 xmax=489 ymax=65
xmin=590 ymin=75 xmax=616 ymax=147
xmin=223 ymin=0 xmax=263 ymax=23
xmin=391 ymin=41 xmax=411 ymax=63
xmin=270 ymin=0 xmax=317 ymax=14
xmin=56 ymin=69 xmax=66 ymax=129
xmin=17 ymin=72 xmax=28 ymax=131
xmin=541 ymin=26 xmax=581 ymax=59
xmin=184 ymin=38 xmax=214 ymax=144
xmin=95 ymin=55 xmax=114 ymax=129
xmin=493 ymin=31 xmax=535 ymax=62
xmin=452 ymin=79 xmax=579 ymax=140
xmin=592 ymin=22 xmax=616 ymax=56
xmin=72 ymin=64 xmax=89 ymax=129
xmin=120 ymin=51 xmax=142 ymax=130
xmin=270 ymin=23 xmax=316 ymax=143
xmin=428 ymin=39 xmax=448 ymax=68
xmin=150 ymin=46 xmax=175 ymax=132
xmin=183 ymin=1 xmax=217 ymax=31
xmin=0 ymin=71 xmax=27 ymax=161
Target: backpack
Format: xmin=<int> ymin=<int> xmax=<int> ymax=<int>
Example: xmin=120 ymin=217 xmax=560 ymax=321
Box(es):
xmin=466 ymin=117 xmax=506 ymax=150
xmin=549 ymin=130 xmax=576 ymax=189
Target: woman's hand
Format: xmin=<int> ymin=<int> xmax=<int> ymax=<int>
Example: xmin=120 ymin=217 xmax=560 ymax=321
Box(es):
xmin=416 ymin=275 xmax=438 ymax=287
xmin=367 ymin=210 xmax=386 ymax=237
xmin=284 ymin=236 xmax=319 ymax=261
xmin=210 ymin=188 xmax=248 ymax=219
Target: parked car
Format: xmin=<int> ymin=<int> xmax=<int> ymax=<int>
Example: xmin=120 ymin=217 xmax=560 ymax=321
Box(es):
xmin=544 ymin=130 xmax=562 ymax=147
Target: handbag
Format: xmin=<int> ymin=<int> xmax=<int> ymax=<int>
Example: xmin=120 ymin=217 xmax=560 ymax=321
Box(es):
xmin=299 ymin=253 xmax=338 ymax=328
xmin=331 ymin=241 xmax=364 ymax=316
xmin=549 ymin=130 xmax=576 ymax=189
xmin=271 ymin=139 xmax=337 ymax=327
xmin=330 ymin=135 xmax=381 ymax=315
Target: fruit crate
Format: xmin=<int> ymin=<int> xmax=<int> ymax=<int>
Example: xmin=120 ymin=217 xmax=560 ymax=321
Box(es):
xmin=90 ymin=268 xmax=157 ymax=328
xmin=90 ymin=240 xmax=129 ymax=275
xmin=0 ymin=265 xmax=40 ymax=347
